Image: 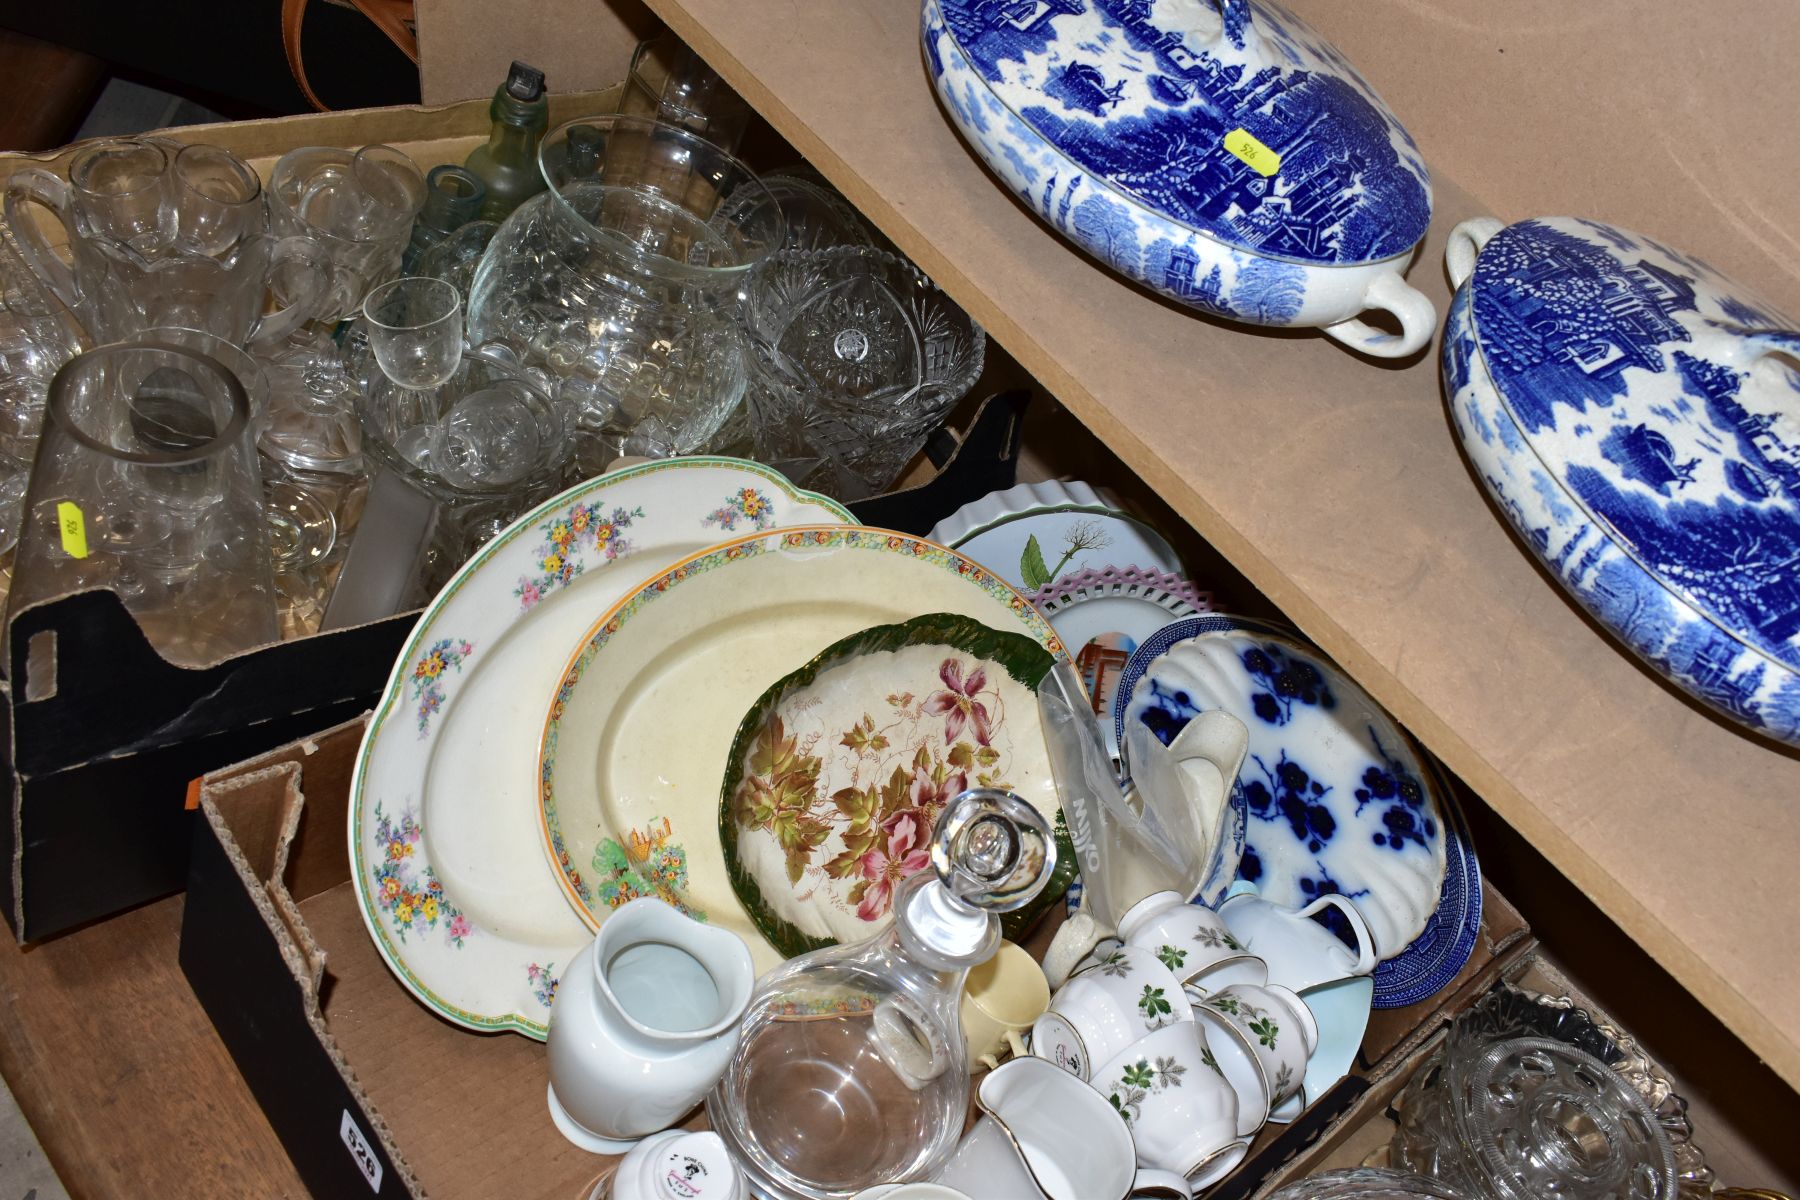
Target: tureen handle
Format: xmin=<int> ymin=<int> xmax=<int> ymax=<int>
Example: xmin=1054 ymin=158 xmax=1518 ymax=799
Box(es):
xmin=1319 ymin=271 xmax=1437 ymax=359
xmin=1731 ymin=329 xmax=1800 ymax=369
xmin=1445 ymin=217 xmax=1505 ymax=289
xmin=3 ymin=168 xmax=81 ymax=310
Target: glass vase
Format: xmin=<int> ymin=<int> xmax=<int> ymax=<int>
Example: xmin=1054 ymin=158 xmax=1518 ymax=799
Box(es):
xmin=466 ymin=114 xmax=784 ymax=475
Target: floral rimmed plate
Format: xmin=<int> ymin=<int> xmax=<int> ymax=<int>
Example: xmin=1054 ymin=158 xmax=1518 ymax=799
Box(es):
xmin=349 ymin=459 xmax=852 ymax=1038
xmin=538 ymin=527 xmax=1069 ymax=971
xmin=719 ymin=612 xmax=1077 ymax=958
xmin=1113 ymin=616 xmax=1480 ymax=1008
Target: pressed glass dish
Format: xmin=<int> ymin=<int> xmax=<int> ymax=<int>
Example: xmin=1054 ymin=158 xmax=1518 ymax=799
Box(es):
xmin=741 ymin=245 xmax=985 ymax=499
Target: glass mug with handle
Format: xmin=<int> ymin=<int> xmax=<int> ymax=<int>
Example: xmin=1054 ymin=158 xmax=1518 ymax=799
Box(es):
xmin=3 ymin=137 xmax=181 ymax=310
xmin=63 ymin=225 xmax=326 ymax=349
xmin=268 ymin=145 xmax=425 ymax=323
xmin=6 ymin=139 xmax=327 ymax=348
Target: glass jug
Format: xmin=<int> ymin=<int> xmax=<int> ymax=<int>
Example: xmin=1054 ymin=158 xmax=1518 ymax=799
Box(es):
xmin=465 ymin=114 xmax=784 ymax=475
xmin=707 ymin=788 xmax=1056 ymax=1200
xmin=10 ymin=338 xmax=277 ymax=667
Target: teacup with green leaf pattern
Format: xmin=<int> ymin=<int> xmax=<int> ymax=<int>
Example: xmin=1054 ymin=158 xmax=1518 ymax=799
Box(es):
xmin=1029 ymin=945 xmax=1189 ymax=1081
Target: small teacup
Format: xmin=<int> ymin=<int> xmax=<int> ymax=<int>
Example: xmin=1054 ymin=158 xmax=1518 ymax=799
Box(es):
xmin=935 ymin=1056 xmax=1193 ymax=1200
xmin=1091 ymin=1022 xmax=1247 ymax=1189
xmin=1218 ymin=891 xmax=1378 ymax=993
xmin=961 ymin=940 xmax=1051 ymax=1071
xmin=1200 ymin=983 xmax=1318 ymax=1123
xmin=1184 ymin=993 xmax=1269 ymax=1138
xmin=1032 ymin=945 xmax=1191 ymax=1080
xmin=1119 ymin=891 xmax=1269 ymax=994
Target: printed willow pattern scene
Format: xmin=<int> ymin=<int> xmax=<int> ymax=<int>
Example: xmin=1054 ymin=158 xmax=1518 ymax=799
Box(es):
xmin=1449 ymin=221 xmax=1800 ymax=741
xmin=1471 ymin=219 xmax=1800 ymax=673
xmin=410 ymin=637 xmax=474 ymax=736
xmin=514 ymin=501 xmax=644 ymax=609
xmin=703 ymin=488 xmax=777 ymax=533
xmin=934 ymin=0 xmax=1430 ymax=267
xmin=731 ymin=655 xmax=1019 ymax=924
xmin=927 ymin=9 xmax=1303 ymax=324
xmin=371 ymin=802 xmax=471 ymax=948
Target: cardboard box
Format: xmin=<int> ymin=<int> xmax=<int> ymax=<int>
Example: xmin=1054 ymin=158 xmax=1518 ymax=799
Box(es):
xmin=180 ymin=717 xmax=1530 ymax=1199
xmin=0 ymin=92 xmax=614 ymax=943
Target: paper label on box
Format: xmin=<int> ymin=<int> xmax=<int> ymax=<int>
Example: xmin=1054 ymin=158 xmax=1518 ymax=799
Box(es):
xmin=340 ymin=1109 xmax=384 ymax=1193
xmin=1225 ymin=128 xmax=1281 ymax=177
xmin=55 ymin=502 xmax=88 ymax=559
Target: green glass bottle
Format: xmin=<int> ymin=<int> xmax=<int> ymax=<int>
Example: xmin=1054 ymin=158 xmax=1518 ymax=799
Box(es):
xmin=463 ymin=61 xmax=549 ymax=223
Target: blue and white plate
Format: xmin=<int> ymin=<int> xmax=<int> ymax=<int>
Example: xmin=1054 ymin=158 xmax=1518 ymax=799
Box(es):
xmin=922 ymin=0 xmax=1439 ymax=356
xmin=1113 ymin=614 xmax=1480 ymax=1009
xmin=1446 ymin=216 xmax=1800 ymax=745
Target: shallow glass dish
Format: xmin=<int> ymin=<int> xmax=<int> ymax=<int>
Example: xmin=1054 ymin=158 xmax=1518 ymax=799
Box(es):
xmin=742 ymin=245 xmax=985 ymax=499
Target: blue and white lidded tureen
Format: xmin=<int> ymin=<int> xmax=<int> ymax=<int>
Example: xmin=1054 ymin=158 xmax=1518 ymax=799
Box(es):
xmin=1444 ymin=215 xmax=1800 ymax=744
xmin=922 ymin=0 xmax=1436 ymax=357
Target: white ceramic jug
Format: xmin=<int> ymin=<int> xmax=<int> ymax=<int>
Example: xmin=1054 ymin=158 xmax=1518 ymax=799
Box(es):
xmin=1217 ymin=891 xmax=1378 ymax=994
xmin=547 ymin=898 xmax=755 ymax=1152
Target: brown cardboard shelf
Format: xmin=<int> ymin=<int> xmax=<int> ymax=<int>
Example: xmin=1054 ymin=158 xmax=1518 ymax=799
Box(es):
xmin=629 ymin=0 xmax=1800 ymax=1088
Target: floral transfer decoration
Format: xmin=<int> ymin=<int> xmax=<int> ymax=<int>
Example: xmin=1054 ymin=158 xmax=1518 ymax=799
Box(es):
xmin=590 ymin=818 xmax=706 ymax=920
xmin=703 ymin=488 xmax=776 ymax=533
xmin=527 ymin=962 xmax=558 ymax=1008
xmin=717 ymin=609 xmax=1074 ymax=960
xmin=514 ymin=501 xmax=644 ymax=609
xmin=1107 ymin=1053 xmax=1187 ymax=1123
xmin=411 ymin=638 xmax=474 ymax=736
xmin=372 ymin=802 xmax=470 ymax=948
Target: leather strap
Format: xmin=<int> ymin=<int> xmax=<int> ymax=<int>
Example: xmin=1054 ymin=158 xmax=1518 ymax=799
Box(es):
xmin=282 ymin=0 xmax=420 ymax=112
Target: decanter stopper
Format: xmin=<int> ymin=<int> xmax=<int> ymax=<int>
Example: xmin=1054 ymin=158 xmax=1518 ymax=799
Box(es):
xmin=932 ymin=787 xmax=1055 ymax=913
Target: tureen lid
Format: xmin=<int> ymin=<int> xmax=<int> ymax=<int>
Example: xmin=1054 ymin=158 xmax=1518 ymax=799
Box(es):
xmin=934 ymin=0 xmax=1432 ymax=267
xmin=1465 ymin=216 xmax=1800 ymax=672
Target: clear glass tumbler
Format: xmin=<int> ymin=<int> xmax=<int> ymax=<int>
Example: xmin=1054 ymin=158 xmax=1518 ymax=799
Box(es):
xmin=360 ymin=276 xmax=464 ymax=389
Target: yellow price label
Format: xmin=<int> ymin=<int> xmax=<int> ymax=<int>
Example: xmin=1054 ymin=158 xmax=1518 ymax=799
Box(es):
xmin=56 ymin=501 xmax=88 ymax=560
xmin=1225 ymin=128 xmax=1281 ymax=178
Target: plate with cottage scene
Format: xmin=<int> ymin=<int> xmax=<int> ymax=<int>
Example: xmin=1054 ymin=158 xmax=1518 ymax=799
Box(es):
xmin=930 ymin=480 xmax=1192 ymax=751
xmin=349 ymin=459 xmax=851 ymax=1038
xmin=720 ymin=612 xmax=1077 ymax=958
xmin=1114 ymin=615 xmax=1479 ymax=1007
xmin=539 ymin=527 xmax=1070 ymax=971
xmin=1446 ymin=215 xmax=1800 ymax=745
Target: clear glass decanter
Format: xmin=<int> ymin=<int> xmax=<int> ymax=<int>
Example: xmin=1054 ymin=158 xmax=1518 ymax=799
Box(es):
xmin=707 ymin=788 xmax=1056 ymax=1200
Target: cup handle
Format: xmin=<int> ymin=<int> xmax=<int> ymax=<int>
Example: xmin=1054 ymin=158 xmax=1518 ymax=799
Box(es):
xmin=1042 ymin=911 xmax=1108 ymax=989
xmin=1133 ymin=1168 xmax=1195 ymax=1200
xmin=249 ymin=235 xmax=329 ymax=350
xmin=3 ymin=168 xmax=81 ymax=309
xmin=1320 ymin=271 xmax=1437 ymax=359
xmin=1445 ymin=217 xmax=1505 ymax=290
xmin=1296 ymin=894 xmax=1378 ymax=975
